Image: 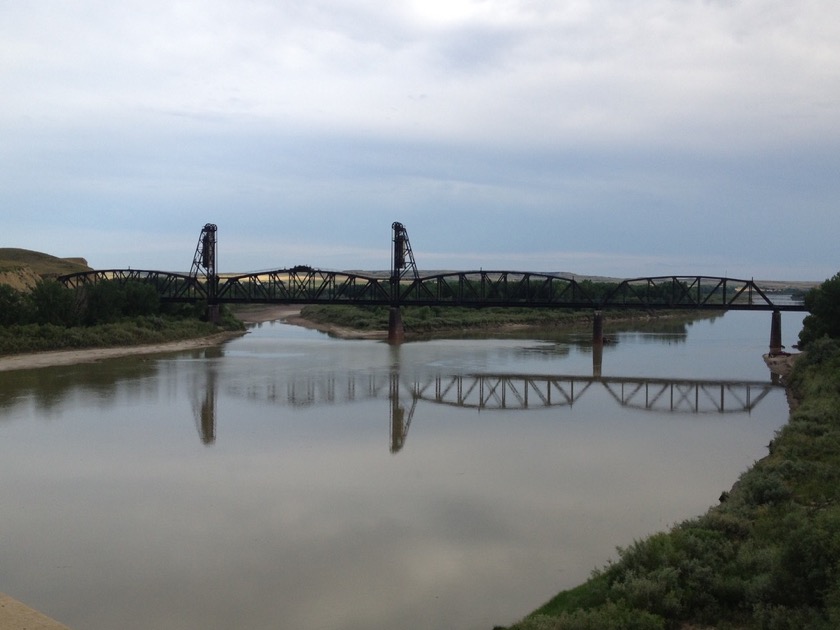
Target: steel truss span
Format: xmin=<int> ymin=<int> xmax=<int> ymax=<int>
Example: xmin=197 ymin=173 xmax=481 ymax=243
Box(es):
xmin=393 ymin=271 xmax=596 ymax=308
xmin=55 ymin=221 xmax=807 ymax=313
xmin=217 ymin=269 xmax=391 ymax=304
xmin=58 ymin=268 xmax=804 ymax=312
xmin=600 ymin=276 xmax=799 ymax=311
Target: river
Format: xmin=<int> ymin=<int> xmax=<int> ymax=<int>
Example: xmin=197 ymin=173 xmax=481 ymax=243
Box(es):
xmin=0 ymin=310 xmax=804 ymax=629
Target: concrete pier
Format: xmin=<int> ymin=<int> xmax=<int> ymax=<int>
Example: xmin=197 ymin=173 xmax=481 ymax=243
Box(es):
xmin=0 ymin=593 xmax=71 ymax=629
xmin=592 ymin=310 xmax=604 ymax=345
xmin=769 ymin=309 xmax=783 ymax=356
xmin=206 ymin=303 xmax=221 ymax=324
xmin=388 ymin=307 xmax=405 ymax=344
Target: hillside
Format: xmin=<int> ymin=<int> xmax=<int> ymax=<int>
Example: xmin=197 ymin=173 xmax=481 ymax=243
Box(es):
xmin=0 ymin=248 xmax=91 ymax=292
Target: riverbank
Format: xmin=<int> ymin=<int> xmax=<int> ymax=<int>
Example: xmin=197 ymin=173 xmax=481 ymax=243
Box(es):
xmin=294 ymin=304 xmax=717 ymax=341
xmin=0 ymin=304 xmax=306 ymax=372
xmin=0 ymin=331 xmax=245 ymax=372
xmin=0 ymin=592 xmax=71 ymax=629
xmin=0 ymin=306 xmax=344 ymax=372
xmin=0 ymin=306 xmax=319 ymax=372
xmin=234 ymin=304 xmax=387 ymax=339
xmin=0 ymin=305 xmax=732 ymax=372
xmin=505 ymin=339 xmax=840 ymax=629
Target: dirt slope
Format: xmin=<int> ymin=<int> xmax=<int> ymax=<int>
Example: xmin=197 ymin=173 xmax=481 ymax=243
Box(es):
xmin=0 ymin=248 xmax=91 ymax=291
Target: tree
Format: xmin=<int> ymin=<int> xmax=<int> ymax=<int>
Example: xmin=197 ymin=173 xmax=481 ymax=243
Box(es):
xmin=29 ymin=279 xmax=80 ymax=327
xmin=123 ymin=281 xmax=160 ymax=317
xmin=799 ymin=272 xmax=840 ymax=348
xmin=82 ymin=280 xmax=125 ymax=325
xmin=81 ymin=280 xmax=161 ymax=324
xmin=0 ymin=284 xmax=31 ymax=325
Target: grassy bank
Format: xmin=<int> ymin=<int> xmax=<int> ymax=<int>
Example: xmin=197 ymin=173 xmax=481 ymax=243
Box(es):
xmin=0 ymin=315 xmax=240 ymax=356
xmin=0 ymin=276 xmax=245 ymax=356
xmin=299 ymin=304 xmax=697 ymax=336
xmin=503 ymin=338 xmax=840 ymax=630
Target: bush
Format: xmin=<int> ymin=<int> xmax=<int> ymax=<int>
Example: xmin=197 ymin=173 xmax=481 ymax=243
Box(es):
xmin=0 ymin=284 xmax=31 ymax=325
xmin=81 ymin=280 xmax=162 ymax=325
xmin=29 ymin=279 xmax=80 ymax=326
xmin=799 ymin=272 xmax=840 ymax=348
xmin=513 ymin=602 xmax=664 ymax=630
xmin=503 ymin=340 xmax=840 ymax=630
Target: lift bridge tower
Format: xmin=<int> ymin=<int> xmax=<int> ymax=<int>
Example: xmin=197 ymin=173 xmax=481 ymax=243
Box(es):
xmin=389 ymin=222 xmax=419 ymax=343
xmin=190 ymin=223 xmax=220 ymax=323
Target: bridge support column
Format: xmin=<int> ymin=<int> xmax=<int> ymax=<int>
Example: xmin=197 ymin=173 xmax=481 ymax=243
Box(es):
xmin=593 ymin=310 xmax=604 ymax=345
xmin=206 ymin=303 xmax=220 ymax=325
xmin=769 ymin=309 xmax=783 ymax=356
xmin=388 ymin=307 xmax=405 ymax=344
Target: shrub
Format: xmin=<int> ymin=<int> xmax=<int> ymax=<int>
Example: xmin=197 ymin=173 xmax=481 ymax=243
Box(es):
xmin=799 ymin=272 xmax=840 ymax=348
xmin=0 ymin=284 xmax=31 ymax=325
xmin=513 ymin=602 xmax=665 ymax=630
xmin=29 ymin=279 xmax=80 ymax=326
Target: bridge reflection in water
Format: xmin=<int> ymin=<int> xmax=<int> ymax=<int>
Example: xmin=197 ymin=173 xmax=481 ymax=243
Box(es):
xmin=192 ymin=360 xmax=781 ymax=451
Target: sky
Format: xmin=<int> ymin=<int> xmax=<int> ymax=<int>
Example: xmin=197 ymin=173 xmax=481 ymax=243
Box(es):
xmin=2 ymin=0 xmax=838 ymax=280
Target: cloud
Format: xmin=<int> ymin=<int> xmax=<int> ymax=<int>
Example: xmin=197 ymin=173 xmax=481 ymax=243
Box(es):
xmin=5 ymin=0 xmax=838 ymax=147
xmin=1 ymin=0 xmax=839 ymax=280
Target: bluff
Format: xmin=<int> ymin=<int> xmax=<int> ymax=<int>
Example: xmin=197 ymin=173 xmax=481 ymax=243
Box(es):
xmin=0 ymin=248 xmax=91 ymax=291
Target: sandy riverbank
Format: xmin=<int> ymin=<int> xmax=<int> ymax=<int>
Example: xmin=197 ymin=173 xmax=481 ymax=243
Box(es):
xmin=0 ymin=331 xmax=246 ymax=372
xmin=0 ymin=307 xmax=283 ymax=373
xmin=230 ymin=304 xmax=385 ymax=338
xmin=0 ymin=306 xmax=382 ymax=373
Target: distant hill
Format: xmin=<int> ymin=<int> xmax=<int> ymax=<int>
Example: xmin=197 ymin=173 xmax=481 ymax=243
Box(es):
xmin=0 ymin=248 xmax=92 ymax=291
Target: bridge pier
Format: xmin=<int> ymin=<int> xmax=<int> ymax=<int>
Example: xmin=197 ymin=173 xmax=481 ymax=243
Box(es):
xmin=593 ymin=310 xmax=604 ymax=345
xmin=388 ymin=307 xmax=405 ymax=344
xmin=769 ymin=309 xmax=783 ymax=356
xmin=206 ymin=303 xmax=221 ymax=325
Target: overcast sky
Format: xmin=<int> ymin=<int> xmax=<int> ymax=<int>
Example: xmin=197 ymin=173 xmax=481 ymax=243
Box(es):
xmin=2 ymin=0 xmax=838 ymax=280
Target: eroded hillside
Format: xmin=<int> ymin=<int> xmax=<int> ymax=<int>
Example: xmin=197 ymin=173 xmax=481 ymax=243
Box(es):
xmin=0 ymin=248 xmax=91 ymax=291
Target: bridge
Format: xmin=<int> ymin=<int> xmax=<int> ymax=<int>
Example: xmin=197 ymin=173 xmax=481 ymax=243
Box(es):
xmin=58 ymin=222 xmax=807 ymax=352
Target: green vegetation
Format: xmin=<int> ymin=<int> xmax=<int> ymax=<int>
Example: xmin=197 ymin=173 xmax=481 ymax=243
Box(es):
xmin=300 ymin=304 xmax=675 ymax=336
xmin=0 ymin=279 xmax=243 ymax=356
xmin=799 ymin=271 xmax=840 ymax=348
xmin=506 ymin=339 xmax=840 ymax=630
xmin=504 ymin=272 xmax=840 ymax=630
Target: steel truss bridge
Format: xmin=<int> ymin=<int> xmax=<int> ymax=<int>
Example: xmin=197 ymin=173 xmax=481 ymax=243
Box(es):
xmin=58 ymin=222 xmax=806 ymax=349
xmin=59 ymin=222 xmax=805 ymax=313
xmin=58 ymin=266 xmax=802 ymax=312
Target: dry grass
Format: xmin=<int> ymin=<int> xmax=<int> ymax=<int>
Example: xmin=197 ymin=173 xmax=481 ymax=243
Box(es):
xmin=0 ymin=248 xmax=91 ymax=291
